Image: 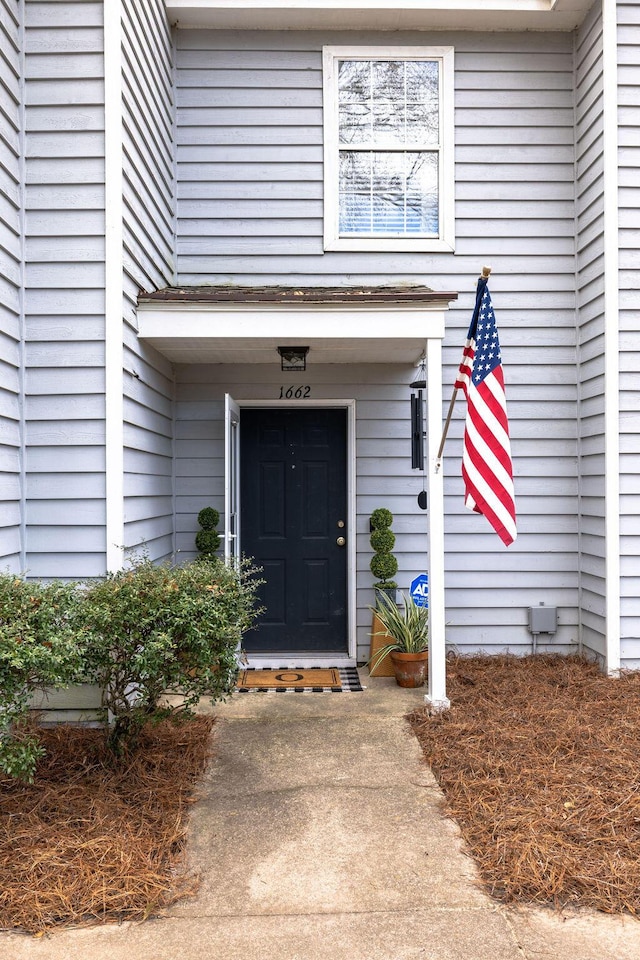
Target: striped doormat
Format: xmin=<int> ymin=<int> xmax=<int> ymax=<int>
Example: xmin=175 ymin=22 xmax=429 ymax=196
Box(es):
xmin=236 ymin=667 xmax=363 ymax=693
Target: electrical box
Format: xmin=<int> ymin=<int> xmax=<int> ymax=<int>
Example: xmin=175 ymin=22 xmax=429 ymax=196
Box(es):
xmin=528 ymin=604 xmax=557 ymax=635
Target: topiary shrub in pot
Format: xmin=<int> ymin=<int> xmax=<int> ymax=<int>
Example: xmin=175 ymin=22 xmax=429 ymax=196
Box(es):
xmin=369 ymin=507 xmax=398 ymax=608
xmin=195 ymin=506 xmax=220 ymax=559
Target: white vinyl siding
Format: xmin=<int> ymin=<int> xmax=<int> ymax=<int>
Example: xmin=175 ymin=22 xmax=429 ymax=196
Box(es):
xmin=175 ymin=29 xmax=579 ymax=657
xmin=23 ymin=0 xmax=106 ymax=578
xmin=121 ymin=0 xmax=175 ymax=563
xmin=0 ymin=0 xmax=22 ymax=571
xmin=617 ymin=1 xmax=640 ymax=666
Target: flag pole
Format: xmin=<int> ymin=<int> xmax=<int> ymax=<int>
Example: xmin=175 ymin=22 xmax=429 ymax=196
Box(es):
xmin=434 ymin=266 xmax=492 ymax=473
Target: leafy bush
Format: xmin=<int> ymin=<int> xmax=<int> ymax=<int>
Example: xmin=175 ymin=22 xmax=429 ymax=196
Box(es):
xmin=0 ymin=575 xmax=83 ymax=781
xmin=81 ymin=557 xmax=262 ymax=753
xmin=370 ymin=507 xmax=393 ymax=530
xmin=195 ymin=529 xmax=220 ymax=556
xmin=370 ymin=552 xmax=399 ymax=582
xmin=198 ymin=507 xmax=220 ymax=531
xmin=370 ymin=527 xmax=395 ymax=553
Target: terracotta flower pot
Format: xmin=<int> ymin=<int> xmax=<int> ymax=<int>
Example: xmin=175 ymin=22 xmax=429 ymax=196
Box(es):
xmin=390 ymin=650 xmax=428 ymax=688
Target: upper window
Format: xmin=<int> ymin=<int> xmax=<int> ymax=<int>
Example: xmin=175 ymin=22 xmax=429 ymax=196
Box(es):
xmin=322 ymin=46 xmax=454 ymax=252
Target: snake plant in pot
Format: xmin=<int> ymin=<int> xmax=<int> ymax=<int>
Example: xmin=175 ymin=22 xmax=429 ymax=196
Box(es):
xmin=368 ymin=592 xmax=429 ymax=688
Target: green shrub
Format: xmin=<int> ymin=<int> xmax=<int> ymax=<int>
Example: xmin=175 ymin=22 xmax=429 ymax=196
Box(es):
xmin=197 ymin=506 xmax=220 ymax=532
xmin=81 ymin=556 xmax=262 ymax=753
xmin=370 ymin=527 xmax=395 ymax=554
xmin=0 ymin=575 xmax=83 ymax=781
xmin=370 ymin=507 xmax=393 ymax=530
xmin=196 ymin=507 xmax=221 ymax=557
xmin=370 ymin=552 xmax=398 ymax=582
xmin=195 ymin=529 xmax=220 ymax=555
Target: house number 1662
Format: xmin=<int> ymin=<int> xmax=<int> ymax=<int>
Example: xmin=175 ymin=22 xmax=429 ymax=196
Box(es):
xmin=279 ymin=385 xmax=311 ymax=399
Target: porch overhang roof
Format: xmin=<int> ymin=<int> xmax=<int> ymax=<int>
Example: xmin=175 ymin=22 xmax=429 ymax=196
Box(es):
xmin=137 ymin=285 xmax=458 ymax=364
xmin=165 ymin=0 xmax=593 ymax=33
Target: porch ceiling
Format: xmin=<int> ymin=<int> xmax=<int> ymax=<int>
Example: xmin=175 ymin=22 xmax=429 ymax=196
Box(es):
xmin=137 ymin=285 xmax=458 ymax=364
xmin=165 ymin=0 xmax=594 ymax=32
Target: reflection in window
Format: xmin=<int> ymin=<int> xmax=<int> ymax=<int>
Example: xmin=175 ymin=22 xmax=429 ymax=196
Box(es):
xmin=339 ymin=152 xmax=438 ymax=235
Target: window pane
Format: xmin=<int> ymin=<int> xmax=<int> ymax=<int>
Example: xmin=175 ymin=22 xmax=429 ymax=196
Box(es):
xmin=339 ymin=150 xmax=438 ymax=236
xmin=338 ymin=60 xmax=371 ymax=102
xmin=372 ymin=101 xmax=405 ymax=144
xmin=371 ymin=60 xmax=404 ymax=101
xmin=338 ymin=102 xmax=372 ymax=144
xmin=406 ymin=60 xmax=439 ymax=102
xmin=406 ymin=103 xmax=438 ymax=144
xmin=338 ymin=58 xmax=439 ymax=147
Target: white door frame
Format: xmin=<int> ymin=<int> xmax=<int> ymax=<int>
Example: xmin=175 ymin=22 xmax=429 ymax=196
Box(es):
xmin=238 ymin=398 xmax=357 ymax=666
xmin=224 ymin=394 xmax=241 ymax=564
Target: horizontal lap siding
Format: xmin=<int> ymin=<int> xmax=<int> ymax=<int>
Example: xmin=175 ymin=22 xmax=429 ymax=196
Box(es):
xmin=121 ymin=0 xmax=175 ymax=562
xmin=576 ymin=2 xmax=606 ymax=661
xmin=0 ymin=0 xmax=22 ymax=571
xmin=618 ymin=2 xmax=640 ymax=664
xmin=175 ymin=29 xmax=579 ymax=655
xmin=23 ymin=0 xmax=106 ymax=578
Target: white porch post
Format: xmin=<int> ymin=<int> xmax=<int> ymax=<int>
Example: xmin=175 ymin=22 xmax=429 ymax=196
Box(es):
xmin=425 ymin=336 xmax=449 ymax=711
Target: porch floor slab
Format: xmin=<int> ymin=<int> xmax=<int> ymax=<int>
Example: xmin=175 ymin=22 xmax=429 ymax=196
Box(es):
xmin=1 ymin=672 xmax=639 ymax=959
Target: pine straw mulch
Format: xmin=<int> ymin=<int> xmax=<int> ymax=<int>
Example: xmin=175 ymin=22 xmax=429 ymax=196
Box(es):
xmin=409 ymin=654 xmax=640 ymax=916
xmin=0 ymin=715 xmax=215 ymax=934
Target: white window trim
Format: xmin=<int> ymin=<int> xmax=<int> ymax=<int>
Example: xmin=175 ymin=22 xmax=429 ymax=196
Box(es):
xmin=322 ymin=45 xmax=455 ymax=253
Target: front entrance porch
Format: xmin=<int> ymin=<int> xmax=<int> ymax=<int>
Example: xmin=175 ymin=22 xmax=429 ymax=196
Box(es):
xmin=137 ymin=285 xmax=457 ymax=706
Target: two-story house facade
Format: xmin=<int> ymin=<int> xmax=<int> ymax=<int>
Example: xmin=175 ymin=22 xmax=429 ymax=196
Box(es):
xmin=1 ymin=0 xmax=638 ymax=690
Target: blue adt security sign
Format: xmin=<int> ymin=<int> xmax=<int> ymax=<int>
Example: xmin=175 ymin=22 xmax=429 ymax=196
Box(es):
xmin=410 ymin=574 xmax=429 ymax=608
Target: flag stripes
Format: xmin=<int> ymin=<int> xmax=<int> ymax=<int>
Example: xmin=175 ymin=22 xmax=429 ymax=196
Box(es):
xmin=454 ymin=278 xmax=517 ymax=546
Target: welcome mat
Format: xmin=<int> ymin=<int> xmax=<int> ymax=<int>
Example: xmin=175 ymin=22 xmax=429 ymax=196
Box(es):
xmin=236 ymin=667 xmax=363 ymax=693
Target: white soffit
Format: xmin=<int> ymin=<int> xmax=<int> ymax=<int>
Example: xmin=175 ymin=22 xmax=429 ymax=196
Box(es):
xmin=165 ymin=1 xmax=593 ymax=32
xmin=137 ymin=302 xmax=449 ymax=364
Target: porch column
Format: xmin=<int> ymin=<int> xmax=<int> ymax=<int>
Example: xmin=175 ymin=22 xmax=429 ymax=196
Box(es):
xmin=425 ymin=337 xmax=449 ymax=710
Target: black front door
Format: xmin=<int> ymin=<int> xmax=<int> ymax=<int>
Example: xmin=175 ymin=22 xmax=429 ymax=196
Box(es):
xmin=241 ymin=408 xmax=348 ymax=655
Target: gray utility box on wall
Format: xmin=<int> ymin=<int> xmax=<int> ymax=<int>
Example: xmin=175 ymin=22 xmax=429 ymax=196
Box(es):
xmin=528 ymin=604 xmax=558 ymax=635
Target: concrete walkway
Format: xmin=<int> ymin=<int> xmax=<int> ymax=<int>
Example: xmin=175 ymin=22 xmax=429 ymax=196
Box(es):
xmin=1 ymin=672 xmax=640 ymax=959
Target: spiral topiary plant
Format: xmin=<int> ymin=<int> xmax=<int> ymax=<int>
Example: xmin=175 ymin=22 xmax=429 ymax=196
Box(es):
xmin=369 ymin=507 xmax=398 ymax=605
xmin=195 ymin=506 xmax=221 ymax=559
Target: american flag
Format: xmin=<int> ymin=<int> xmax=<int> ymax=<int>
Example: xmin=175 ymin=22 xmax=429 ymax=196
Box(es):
xmin=454 ymin=278 xmax=517 ymax=546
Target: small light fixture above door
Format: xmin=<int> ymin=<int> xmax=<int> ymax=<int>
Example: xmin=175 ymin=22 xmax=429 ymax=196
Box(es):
xmin=277 ymin=345 xmax=309 ymax=371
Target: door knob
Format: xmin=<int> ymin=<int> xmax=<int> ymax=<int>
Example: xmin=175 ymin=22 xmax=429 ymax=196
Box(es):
xmin=336 ymin=536 xmax=346 ymax=547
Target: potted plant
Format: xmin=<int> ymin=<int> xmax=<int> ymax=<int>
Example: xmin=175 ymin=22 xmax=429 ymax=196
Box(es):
xmin=369 ymin=507 xmax=398 ymax=607
xmin=368 ymin=592 xmax=429 ymax=688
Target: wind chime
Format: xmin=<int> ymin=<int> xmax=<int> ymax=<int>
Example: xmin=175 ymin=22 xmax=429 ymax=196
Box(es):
xmin=410 ymin=358 xmax=428 ymax=510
